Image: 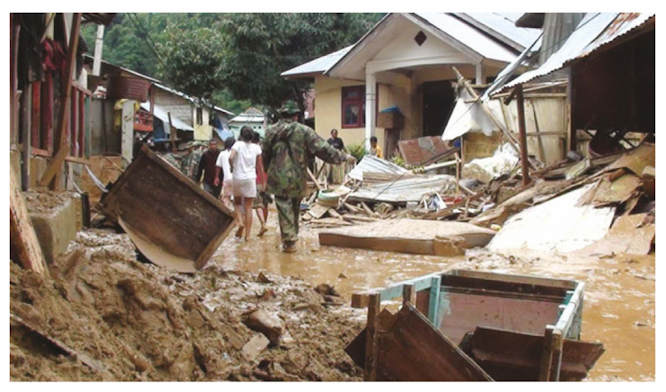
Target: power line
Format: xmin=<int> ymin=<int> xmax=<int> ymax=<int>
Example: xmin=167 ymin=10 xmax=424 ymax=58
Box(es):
xmin=129 ymin=13 xmax=163 ymax=58
xmin=124 ymin=13 xmax=166 ymax=68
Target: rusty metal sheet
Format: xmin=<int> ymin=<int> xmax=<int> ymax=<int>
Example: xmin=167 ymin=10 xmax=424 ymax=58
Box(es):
xmin=348 ymin=174 xmax=456 ymax=204
xmin=462 ymin=326 xmax=605 ymax=381
xmin=347 ymin=155 xmax=408 ymax=182
xmin=398 ymin=136 xmax=457 ymax=166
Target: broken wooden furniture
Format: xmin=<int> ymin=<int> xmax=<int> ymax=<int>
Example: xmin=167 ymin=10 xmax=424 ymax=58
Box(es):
xmin=98 ymin=145 xmax=235 ymax=272
xmin=347 ymin=269 xmax=604 ymax=381
xmin=319 ymin=219 xmax=496 ymax=256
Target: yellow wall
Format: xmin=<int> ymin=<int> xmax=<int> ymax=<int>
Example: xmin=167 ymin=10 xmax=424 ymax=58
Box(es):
xmin=193 ymin=107 xmax=212 ymax=141
xmin=313 ymin=64 xmax=486 ymax=155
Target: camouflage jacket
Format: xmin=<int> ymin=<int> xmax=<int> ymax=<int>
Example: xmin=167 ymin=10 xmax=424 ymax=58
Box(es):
xmin=181 ymin=148 xmax=204 ymax=182
xmin=263 ymin=119 xmax=347 ymax=198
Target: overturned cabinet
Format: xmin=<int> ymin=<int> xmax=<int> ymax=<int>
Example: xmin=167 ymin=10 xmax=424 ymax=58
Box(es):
xmin=98 ymin=145 xmax=235 ymax=272
xmin=347 ymin=269 xmax=604 ymax=381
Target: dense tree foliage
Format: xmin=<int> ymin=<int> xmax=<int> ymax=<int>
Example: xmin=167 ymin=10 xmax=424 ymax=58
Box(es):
xmin=81 ymin=13 xmax=385 ymax=112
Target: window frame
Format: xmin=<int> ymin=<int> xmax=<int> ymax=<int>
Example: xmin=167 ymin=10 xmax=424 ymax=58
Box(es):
xmin=340 ymin=85 xmax=379 ymax=129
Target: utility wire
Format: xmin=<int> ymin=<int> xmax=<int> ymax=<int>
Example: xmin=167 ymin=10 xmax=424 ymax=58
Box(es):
xmin=129 ymin=13 xmax=163 ymax=58
xmin=124 ymin=13 xmax=166 ymax=68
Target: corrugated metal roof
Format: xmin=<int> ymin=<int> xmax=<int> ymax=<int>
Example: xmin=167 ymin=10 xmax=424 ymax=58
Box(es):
xmin=285 ymin=13 xmax=537 ymax=79
xmin=154 ymin=83 xmax=235 ymax=116
xmin=140 ymin=102 xmax=194 ymax=132
xmin=398 ymin=136 xmax=456 ymax=166
xmin=495 ymin=13 xmax=654 ymax=94
xmin=413 ymin=13 xmax=519 ymax=63
xmin=281 ymin=46 xmax=353 ymax=78
xmin=348 ymin=174 xmax=456 ymax=204
xmin=454 ymin=13 xmax=542 ymax=52
xmin=229 ymin=107 xmax=265 ymax=124
xmin=347 ymin=155 xmax=408 ymax=181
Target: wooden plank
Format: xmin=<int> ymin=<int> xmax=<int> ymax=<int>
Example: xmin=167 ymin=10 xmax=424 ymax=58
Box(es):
xmin=539 ymin=325 xmax=555 ymax=381
xmin=64 ymin=155 xmax=92 ymax=166
xmin=402 ymin=283 xmax=415 ymax=306
xmin=453 ymin=66 xmax=540 ymax=170
xmin=20 ymin=86 xmax=31 ymax=190
xmin=11 ymin=314 xmax=109 ymax=375
xmin=42 ymin=72 xmax=54 ymax=153
xmin=50 ymin=13 xmax=81 ymax=190
xmin=363 ymin=294 xmax=380 ymax=381
xmin=466 ymin=326 xmax=604 ymax=381
xmin=319 ymin=219 xmax=495 ymax=256
xmin=450 ymin=269 xmax=577 ymax=290
xmin=307 ymin=167 xmax=322 ymax=191
xmin=78 ymin=88 xmax=85 ymax=157
xmin=373 ymin=303 xmax=492 ymax=381
xmin=10 ymin=169 xmax=48 ymax=275
xmin=70 ymin=87 xmax=78 ymax=156
xmin=351 ymin=270 xmax=443 ymax=308
xmin=38 ymin=146 xmax=69 ymax=188
xmin=10 ymin=16 xmax=20 ymax=144
xmin=31 ymin=81 xmax=41 ymax=149
xmin=167 ymin=111 xmax=175 ymax=153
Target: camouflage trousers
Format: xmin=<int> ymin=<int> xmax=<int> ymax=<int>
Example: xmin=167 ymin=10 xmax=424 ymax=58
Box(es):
xmin=274 ymin=196 xmax=301 ymax=243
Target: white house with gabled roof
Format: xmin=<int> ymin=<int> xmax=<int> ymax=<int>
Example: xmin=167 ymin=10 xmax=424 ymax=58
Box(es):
xmin=282 ymin=13 xmax=540 ymax=159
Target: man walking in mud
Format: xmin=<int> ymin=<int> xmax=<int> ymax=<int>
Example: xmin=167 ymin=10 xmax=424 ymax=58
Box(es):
xmin=262 ymin=100 xmax=356 ymax=253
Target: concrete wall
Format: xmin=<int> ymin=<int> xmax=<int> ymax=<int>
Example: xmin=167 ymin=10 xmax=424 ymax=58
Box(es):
xmin=313 ymin=76 xmax=394 ymax=150
xmin=312 ymin=63 xmax=480 ymax=153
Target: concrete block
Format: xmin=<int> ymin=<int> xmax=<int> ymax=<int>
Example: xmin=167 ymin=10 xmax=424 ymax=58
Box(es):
xmin=24 ymin=191 xmax=80 ymax=265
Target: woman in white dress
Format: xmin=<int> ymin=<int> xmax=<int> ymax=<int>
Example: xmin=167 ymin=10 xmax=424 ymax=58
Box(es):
xmin=214 ymin=137 xmax=235 ymax=210
xmin=229 ymin=127 xmax=262 ymax=241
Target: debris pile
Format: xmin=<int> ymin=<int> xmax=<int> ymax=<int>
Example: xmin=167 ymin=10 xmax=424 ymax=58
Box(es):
xmin=307 ymin=138 xmax=655 ymax=257
xmin=10 ymin=229 xmax=364 ymax=381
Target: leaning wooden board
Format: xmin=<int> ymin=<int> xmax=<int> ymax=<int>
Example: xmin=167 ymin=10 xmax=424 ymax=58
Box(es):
xmin=98 ymin=145 xmax=235 ymax=271
xmin=319 ymin=219 xmax=496 ymax=256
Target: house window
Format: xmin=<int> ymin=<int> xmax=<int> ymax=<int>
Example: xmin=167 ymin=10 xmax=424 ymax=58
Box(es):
xmin=341 ymin=85 xmax=379 ymax=129
xmin=196 ymin=107 xmax=203 ymax=125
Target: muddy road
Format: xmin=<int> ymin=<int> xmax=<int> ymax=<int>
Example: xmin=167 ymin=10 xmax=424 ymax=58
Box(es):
xmin=211 ymin=210 xmax=656 ymax=381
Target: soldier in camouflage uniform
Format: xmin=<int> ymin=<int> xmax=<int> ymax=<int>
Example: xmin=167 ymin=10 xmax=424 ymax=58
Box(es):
xmin=181 ymin=141 xmax=205 ymax=182
xmin=262 ymin=100 xmax=357 ymax=253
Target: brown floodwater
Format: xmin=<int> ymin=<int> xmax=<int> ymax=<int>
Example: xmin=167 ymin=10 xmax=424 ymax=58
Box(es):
xmin=210 ymin=210 xmax=655 ymax=381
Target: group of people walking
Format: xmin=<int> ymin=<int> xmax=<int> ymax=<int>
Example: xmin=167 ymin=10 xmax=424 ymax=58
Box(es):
xmin=190 ymin=100 xmax=357 ymax=253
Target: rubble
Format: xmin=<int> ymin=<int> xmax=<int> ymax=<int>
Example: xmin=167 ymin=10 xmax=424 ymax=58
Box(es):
xmin=243 ymin=309 xmax=285 ymax=346
xmin=9 ymin=229 xmax=364 ymax=381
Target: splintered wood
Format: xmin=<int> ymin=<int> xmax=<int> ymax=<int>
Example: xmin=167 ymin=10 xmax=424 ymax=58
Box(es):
xmin=10 ymin=169 xmax=48 ymax=275
xmin=346 ymin=304 xmax=492 ymax=381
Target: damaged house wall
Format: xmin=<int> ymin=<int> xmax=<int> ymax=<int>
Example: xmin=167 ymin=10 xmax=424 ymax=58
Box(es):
xmin=571 ymin=26 xmax=655 ymax=137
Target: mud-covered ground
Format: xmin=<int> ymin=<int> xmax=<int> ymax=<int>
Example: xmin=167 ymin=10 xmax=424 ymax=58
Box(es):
xmin=10 ymin=206 xmax=655 ymax=381
xmin=10 ymin=229 xmax=364 ymax=381
xmin=213 ymin=209 xmax=656 ymax=382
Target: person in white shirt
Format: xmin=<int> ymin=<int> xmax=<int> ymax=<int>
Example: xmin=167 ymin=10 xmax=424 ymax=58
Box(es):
xmin=214 ymin=137 xmax=235 ymax=210
xmin=229 ymin=127 xmax=262 ymax=241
